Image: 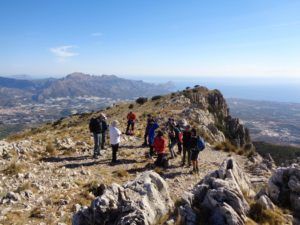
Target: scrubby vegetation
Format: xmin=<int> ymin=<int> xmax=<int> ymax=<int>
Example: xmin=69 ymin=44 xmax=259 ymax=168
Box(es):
xmin=136 ymin=97 xmax=148 ymax=105
xmin=254 ymin=141 xmax=300 ymax=165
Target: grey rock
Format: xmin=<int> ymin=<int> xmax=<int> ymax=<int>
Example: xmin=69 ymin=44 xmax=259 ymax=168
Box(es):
xmin=73 ymin=171 xmax=174 ymax=225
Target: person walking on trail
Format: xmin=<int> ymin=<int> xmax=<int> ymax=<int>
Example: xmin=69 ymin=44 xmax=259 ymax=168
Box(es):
xmin=100 ymin=113 xmax=108 ymax=150
xmin=89 ymin=115 xmax=104 ymax=159
xmin=181 ymin=125 xmax=192 ymax=167
xmin=109 ymin=120 xmax=122 ymax=164
xmin=148 ymin=119 xmax=159 ymax=157
xmin=126 ymin=111 xmax=136 ymax=135
xmin=153 ymin=130 xmax=167 ymax=167
xmin=189 ymin=128 xmax=205 ymax=174
xmin=143 ymin=114 xmax=152 ymax=146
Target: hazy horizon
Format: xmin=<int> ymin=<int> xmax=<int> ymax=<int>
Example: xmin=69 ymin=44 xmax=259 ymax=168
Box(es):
xmin=1 ymin=0 xmax=300 ymax=78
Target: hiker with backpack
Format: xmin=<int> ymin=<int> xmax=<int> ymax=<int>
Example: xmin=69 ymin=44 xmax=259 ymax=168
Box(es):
xmin=181 ymin=125 xmax=192 ymax=167
xmin=89 ymin=115 xmax=105 ymax=159
xmin=100 ymin=113 xmax=108 ymax=150
xmin=109 ymin=120 xmax=122 ymax=164
xmin=153 ymin=130 xmax=168 ymax=168
xmin=189 ymin=128 xmax=206 ymax=174
xmin=126 ymin=111 xmax=137 ymax=135
xmin=148 ymin=119 xmax=159 ymax=157
xmin=143 ymin=114 xmax=152 ymax=146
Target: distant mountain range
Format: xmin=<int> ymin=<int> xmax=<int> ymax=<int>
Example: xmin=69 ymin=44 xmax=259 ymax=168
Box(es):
xmin=0 ymin=73 xmax=174 ymax=106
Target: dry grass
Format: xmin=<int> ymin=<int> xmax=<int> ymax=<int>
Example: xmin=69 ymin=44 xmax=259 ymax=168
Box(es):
xmin=214 ymin=140 xmax=238 ymax=153
xmin=2 ymin=161 xmax=26 ymax=175
xmin=45 ymin=142 xmax=57 ymax=156
xmin=113 ymin=169 xmax=129 ymax=178
xmin=248 ymin=202 xmax=289 ymax=225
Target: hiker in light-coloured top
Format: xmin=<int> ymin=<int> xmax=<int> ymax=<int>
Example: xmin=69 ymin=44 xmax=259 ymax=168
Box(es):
xmin=109 ymin=120 xmax=121 ymax=164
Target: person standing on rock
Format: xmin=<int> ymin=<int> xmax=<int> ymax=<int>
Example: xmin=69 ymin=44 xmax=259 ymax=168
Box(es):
xmin=153 ymin=130 xmax=167 ymax=167
xmin=89 ymin=115 xmax=104 ymax=159
xmin=109 ymin=120 xmax=122 ymax=164
xmin=148 ymin=119 xmax=159 ymax=157
xmin=126 ymin=111 xmax=137 ymax=135
xmin=142 ymin=114 xmax=152 ymax=146
xmin=100 ymin=113 xmax=108 ymax=150
xmin=181 ymin=125 xmax=192 ymax=167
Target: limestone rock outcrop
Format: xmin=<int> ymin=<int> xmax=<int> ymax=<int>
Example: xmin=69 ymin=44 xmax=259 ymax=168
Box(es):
xmin=73 ymin=171 xmax=174 ymax=225
xmin=178 ymin=158 xmax=253 ymax=225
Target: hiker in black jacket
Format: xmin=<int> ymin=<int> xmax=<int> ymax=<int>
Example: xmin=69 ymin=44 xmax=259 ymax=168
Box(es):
xmin=100 ymin=113 xmax=108 ymax=150
xmin=190 ymin=128 xmax=200 ymax=174
xmin=181 ymin=125 xmax=192 ymax=167
xmin=89 ymin=115 xmax=105 ymax=159
xmin=143 ymin=114 xmax=152 ymax=146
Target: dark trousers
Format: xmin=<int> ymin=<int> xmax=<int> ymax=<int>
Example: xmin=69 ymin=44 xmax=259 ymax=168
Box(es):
xmin=144 ymin=130 xmax=149 ymax=145
xmin=111 ymin=144 xmax=119 ymax=162
xmin=93 ymin=133 xmax=102 ymax=156
xmin=177 ymin=142 xmax=182 ymax=154
xmin=149 ymin=145 xmax=154 ymax=156
xmin=126 ymin=120 xmax=135 ymax=133
xmin=182 ymin=146 xmax=191 ymax=165
xmin=101 ymin=132 xmax=106 ymax=149
xmin=155 ymin=154 xmax=165 ymax=167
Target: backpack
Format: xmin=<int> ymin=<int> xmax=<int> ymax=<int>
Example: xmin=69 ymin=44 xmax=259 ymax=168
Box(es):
xmin=89 ymin=118 xmax=101 ymax=133
xmin=196 ymin=136 xmax=205 ymax=151
xmin=178 ymin=132 xmax=183 ymax=143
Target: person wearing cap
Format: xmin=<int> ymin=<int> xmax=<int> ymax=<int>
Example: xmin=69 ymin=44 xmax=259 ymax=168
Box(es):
xmin=109 ymin=120 xmax=122 ymax=164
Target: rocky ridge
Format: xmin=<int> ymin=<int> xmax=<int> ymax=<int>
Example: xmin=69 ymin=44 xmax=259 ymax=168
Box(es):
xmin=0 ymin=86 xmax=297 ymax=224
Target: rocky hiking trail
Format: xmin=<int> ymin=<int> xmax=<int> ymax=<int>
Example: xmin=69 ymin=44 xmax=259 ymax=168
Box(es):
xmin=0 ymin=135 xmax=249 ymax=225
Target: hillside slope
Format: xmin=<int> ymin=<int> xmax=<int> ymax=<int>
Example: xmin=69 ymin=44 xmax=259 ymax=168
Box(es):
xmin=0 ymin=86 xmax=266 ymax=224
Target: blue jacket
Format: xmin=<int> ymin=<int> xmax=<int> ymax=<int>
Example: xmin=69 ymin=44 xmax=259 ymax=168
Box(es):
xmin=148 ymin=123 xmax=159 ymax=145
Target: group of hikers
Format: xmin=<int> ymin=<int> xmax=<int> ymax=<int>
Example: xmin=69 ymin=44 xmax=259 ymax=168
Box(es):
xmin=89 ymin=111 xmax=205 ymax=174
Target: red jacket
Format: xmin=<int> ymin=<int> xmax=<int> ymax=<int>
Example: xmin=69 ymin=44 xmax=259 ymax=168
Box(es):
xmin=153 ymin=136 xmax=167 ymax=154
xmin=127 ymin=112 xmax=136 ymax=121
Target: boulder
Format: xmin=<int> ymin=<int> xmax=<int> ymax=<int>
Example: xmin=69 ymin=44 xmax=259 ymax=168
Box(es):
xmin=266 ymin=165 xmax=300 ymax=215
xmin=178 ymin=158 xmax=253 ymax=225
xmin=73 ymin=171 xmax=174 ymax=225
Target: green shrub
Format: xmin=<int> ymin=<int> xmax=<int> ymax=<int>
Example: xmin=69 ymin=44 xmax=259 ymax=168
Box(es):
xmin=136 ymin=97 xmax=148 ymax=105
xmin=151 ymin=95 xmax=162 ymax=101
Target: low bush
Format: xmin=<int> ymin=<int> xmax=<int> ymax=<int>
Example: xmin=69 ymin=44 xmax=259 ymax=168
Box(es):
xmin=128 ymin=104 xmax=134 ymax=109
xmin=136 ymin=97 xmax=148 ymax=105
xmin=2 ymin=162 xmax=25 ymax=175
xmin=151 ymin=95 xmax=162 ymax=101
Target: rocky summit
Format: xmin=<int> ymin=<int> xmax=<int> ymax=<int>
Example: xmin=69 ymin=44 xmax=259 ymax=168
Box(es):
xmin=0 ymin=86 xmax=299 ymax=225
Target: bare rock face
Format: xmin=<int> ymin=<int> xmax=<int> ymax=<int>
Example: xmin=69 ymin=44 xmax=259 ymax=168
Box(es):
xmin=266 ymin=164 xmax=300 ymax=216
xmin=72 ymin=171 xmax=174 ymax=225
xmin=178 ymin=158 xmax=253 ymax=225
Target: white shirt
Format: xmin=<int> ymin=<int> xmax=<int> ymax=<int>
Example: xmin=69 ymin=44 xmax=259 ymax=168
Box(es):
xmin=109 ymin=126 xmax=121 ymax=145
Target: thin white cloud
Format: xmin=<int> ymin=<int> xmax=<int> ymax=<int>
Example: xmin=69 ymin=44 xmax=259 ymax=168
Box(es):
xmin=91 ymin=32 xmax=102 ymax=37
xmin=50 ymin=45 xmax=78 ymax=61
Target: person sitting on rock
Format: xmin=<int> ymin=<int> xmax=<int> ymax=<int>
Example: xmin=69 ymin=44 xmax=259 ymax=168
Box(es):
xmin=190 ymin=128 xmax=200 ymax=174
xmin=153 ymin=130 xmax=167 ymax=167
xmin=109 ymin=120 xmax=122 ymax=164
xmin=181 ymin=124 xmax=192 ymax=167
xmin=126 ymin=111 xmax=137 ymax=135
xmin=89 ymin=115 xmax=104 ymax=159
xmin=148 ymin=119 xmax=159 ymax=157
xmin=142 ymin=114 xmax=152 ymax=146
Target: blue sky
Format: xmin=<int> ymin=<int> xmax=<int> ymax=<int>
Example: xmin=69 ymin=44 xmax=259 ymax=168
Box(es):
xmin=1 ymin=0 xmax=300 ymax=79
